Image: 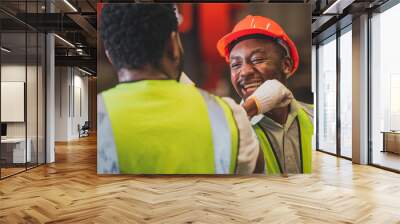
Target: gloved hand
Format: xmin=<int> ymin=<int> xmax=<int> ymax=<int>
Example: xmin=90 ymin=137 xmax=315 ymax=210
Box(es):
xmin=247 ymin=79 xmax=293 ymax=114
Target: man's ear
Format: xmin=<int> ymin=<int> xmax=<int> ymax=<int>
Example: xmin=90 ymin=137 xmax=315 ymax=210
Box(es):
xmin=105 ymin=50 xmax=113 ymax=65
xmin=281 ymin=57 xmax=293 ymax=77
xmin=166 ymin=31 xmax=183 ymax=64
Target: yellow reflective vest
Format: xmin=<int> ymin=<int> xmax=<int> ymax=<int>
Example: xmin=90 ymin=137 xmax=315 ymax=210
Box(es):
xmin=253 ymin=108 xmax=313 ymax=174
xmin=102 ymin=80 xmax=239 ymax=174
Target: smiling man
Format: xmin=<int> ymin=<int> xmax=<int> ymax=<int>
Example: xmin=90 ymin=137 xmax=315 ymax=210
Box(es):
xmin=217 ymin=15 xmax=314 ymax=174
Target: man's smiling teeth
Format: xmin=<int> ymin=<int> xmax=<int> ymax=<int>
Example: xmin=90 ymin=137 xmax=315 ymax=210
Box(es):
xmin=244 ymin=82 xmax=261 ymax=90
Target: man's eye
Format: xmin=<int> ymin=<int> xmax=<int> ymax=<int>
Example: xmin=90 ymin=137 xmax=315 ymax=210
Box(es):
xmin=230 ymin=63 xmax=241 ymax=69
xmin=251 ymin=58 xmax=265 ymax=64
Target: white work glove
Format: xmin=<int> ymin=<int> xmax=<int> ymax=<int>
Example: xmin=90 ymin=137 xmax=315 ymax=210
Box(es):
xmin=179 ymin=71 xmax=195 ymax=86
xmin=248 ymin=79 xmax=293 ymax=114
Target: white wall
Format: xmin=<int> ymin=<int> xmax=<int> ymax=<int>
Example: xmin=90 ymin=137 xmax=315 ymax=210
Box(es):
xmin=72 ymin=73 xmax=89 ymax=137
xmin=54 ymin=67 xmax=89 ymax=141
xmin=55 ymin=67 xmax=69 ymax=141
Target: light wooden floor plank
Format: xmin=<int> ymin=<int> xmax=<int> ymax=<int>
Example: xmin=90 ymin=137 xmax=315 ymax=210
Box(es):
xmin=0 ymin=135 xmax=400 ymax=223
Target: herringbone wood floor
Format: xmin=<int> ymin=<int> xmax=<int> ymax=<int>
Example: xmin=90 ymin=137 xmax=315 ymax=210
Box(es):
xmin=1 ymin=135 xmax=400 ymax=224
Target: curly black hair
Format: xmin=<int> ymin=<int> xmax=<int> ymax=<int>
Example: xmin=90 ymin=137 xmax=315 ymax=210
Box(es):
xmin=100 ymin=4 xmax=178 ymax=71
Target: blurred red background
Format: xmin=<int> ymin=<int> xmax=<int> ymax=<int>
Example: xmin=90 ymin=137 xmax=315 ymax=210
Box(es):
xmin=97 ymin=3 xmax=312 ymax=103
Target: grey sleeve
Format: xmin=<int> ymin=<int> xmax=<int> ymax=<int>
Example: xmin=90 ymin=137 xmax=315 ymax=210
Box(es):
xmin=97 ymin=94 xmax=120 ymax=174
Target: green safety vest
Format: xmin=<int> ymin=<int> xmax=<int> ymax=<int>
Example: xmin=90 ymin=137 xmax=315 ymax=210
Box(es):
xmin=102 ymin=80 xmax=239 ymax=174
xmin=253 ymin=108 xmax=313 ymax=174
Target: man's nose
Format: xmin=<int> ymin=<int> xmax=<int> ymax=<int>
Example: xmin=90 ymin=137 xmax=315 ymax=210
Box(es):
xmin=239 ymin=63 xmax=255 ymax=78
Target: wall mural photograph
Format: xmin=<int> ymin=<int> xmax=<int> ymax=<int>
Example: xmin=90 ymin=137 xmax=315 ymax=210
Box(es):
xmin=97 ymin=3 xmax=313 ymax=175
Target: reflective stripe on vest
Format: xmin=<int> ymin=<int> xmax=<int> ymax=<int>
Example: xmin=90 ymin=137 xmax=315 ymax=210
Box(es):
xmin=253 ymin=125 xmax=282 ymax=175
xmin=298 ymin=108 xmax=313 ymax=173
xmin=253 ymin=108 xmax=313 ymax=174
xmin=102 ymin=80 xmax=238 ymax=174
xmin=214 ymin=96 xmax=239 ymax=173
xmin=198 ymin=91 xmax=237 ymax=174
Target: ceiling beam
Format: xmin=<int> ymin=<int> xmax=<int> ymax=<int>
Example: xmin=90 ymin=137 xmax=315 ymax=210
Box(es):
xmin=67 ymin=13 xmax=97 ymax=39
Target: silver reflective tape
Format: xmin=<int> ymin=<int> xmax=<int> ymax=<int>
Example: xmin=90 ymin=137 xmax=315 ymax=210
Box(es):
xmin=97 ymin=95 xmax=120 ymax=174
xmin=199 ymin=90 xmax=232 ymax=174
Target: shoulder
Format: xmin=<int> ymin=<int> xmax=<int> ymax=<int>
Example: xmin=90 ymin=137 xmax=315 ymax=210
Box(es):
xmin=97 ymin=93 xmax=105 ymax=109
xmin=296 ymin=100 xmax=314 ymax=121
xmin=195 ymin=88 xmax=218 ymax=101
xmin=97 ymin=93 xmax=120 ymax=174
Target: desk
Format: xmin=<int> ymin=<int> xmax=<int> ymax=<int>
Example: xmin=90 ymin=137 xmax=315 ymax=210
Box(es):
xmin=1 ymin=138 xmax=31 ymax=163
xmin=382 ymin=131 xmax=400 ymax=154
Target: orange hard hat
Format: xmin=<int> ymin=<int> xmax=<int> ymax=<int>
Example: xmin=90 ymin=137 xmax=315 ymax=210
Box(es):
xmin=217 ymin=15 xmax=299 ymax=76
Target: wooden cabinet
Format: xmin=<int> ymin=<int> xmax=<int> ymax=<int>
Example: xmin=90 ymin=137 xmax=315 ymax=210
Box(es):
xmin=382 ymin=132 xmax=400 ymax=154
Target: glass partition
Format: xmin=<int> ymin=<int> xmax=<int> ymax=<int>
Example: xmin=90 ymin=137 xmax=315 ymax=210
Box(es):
xmin=27 ymin=30 xmax=38 ymax=169
xmin=1 ymin=30 xmax=28 ymax=177
xmin=370 ymin=3 xmax=400 ymax=171
xmin=38 ymin=31 xmax=45 ymax=165
xmin=317 ymin=35 xmax=337 ymax=154
xmin=0 ymin=1 xmax=46 ymax=179
xmin=339 ymin=27 xmax=352 ymax=158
